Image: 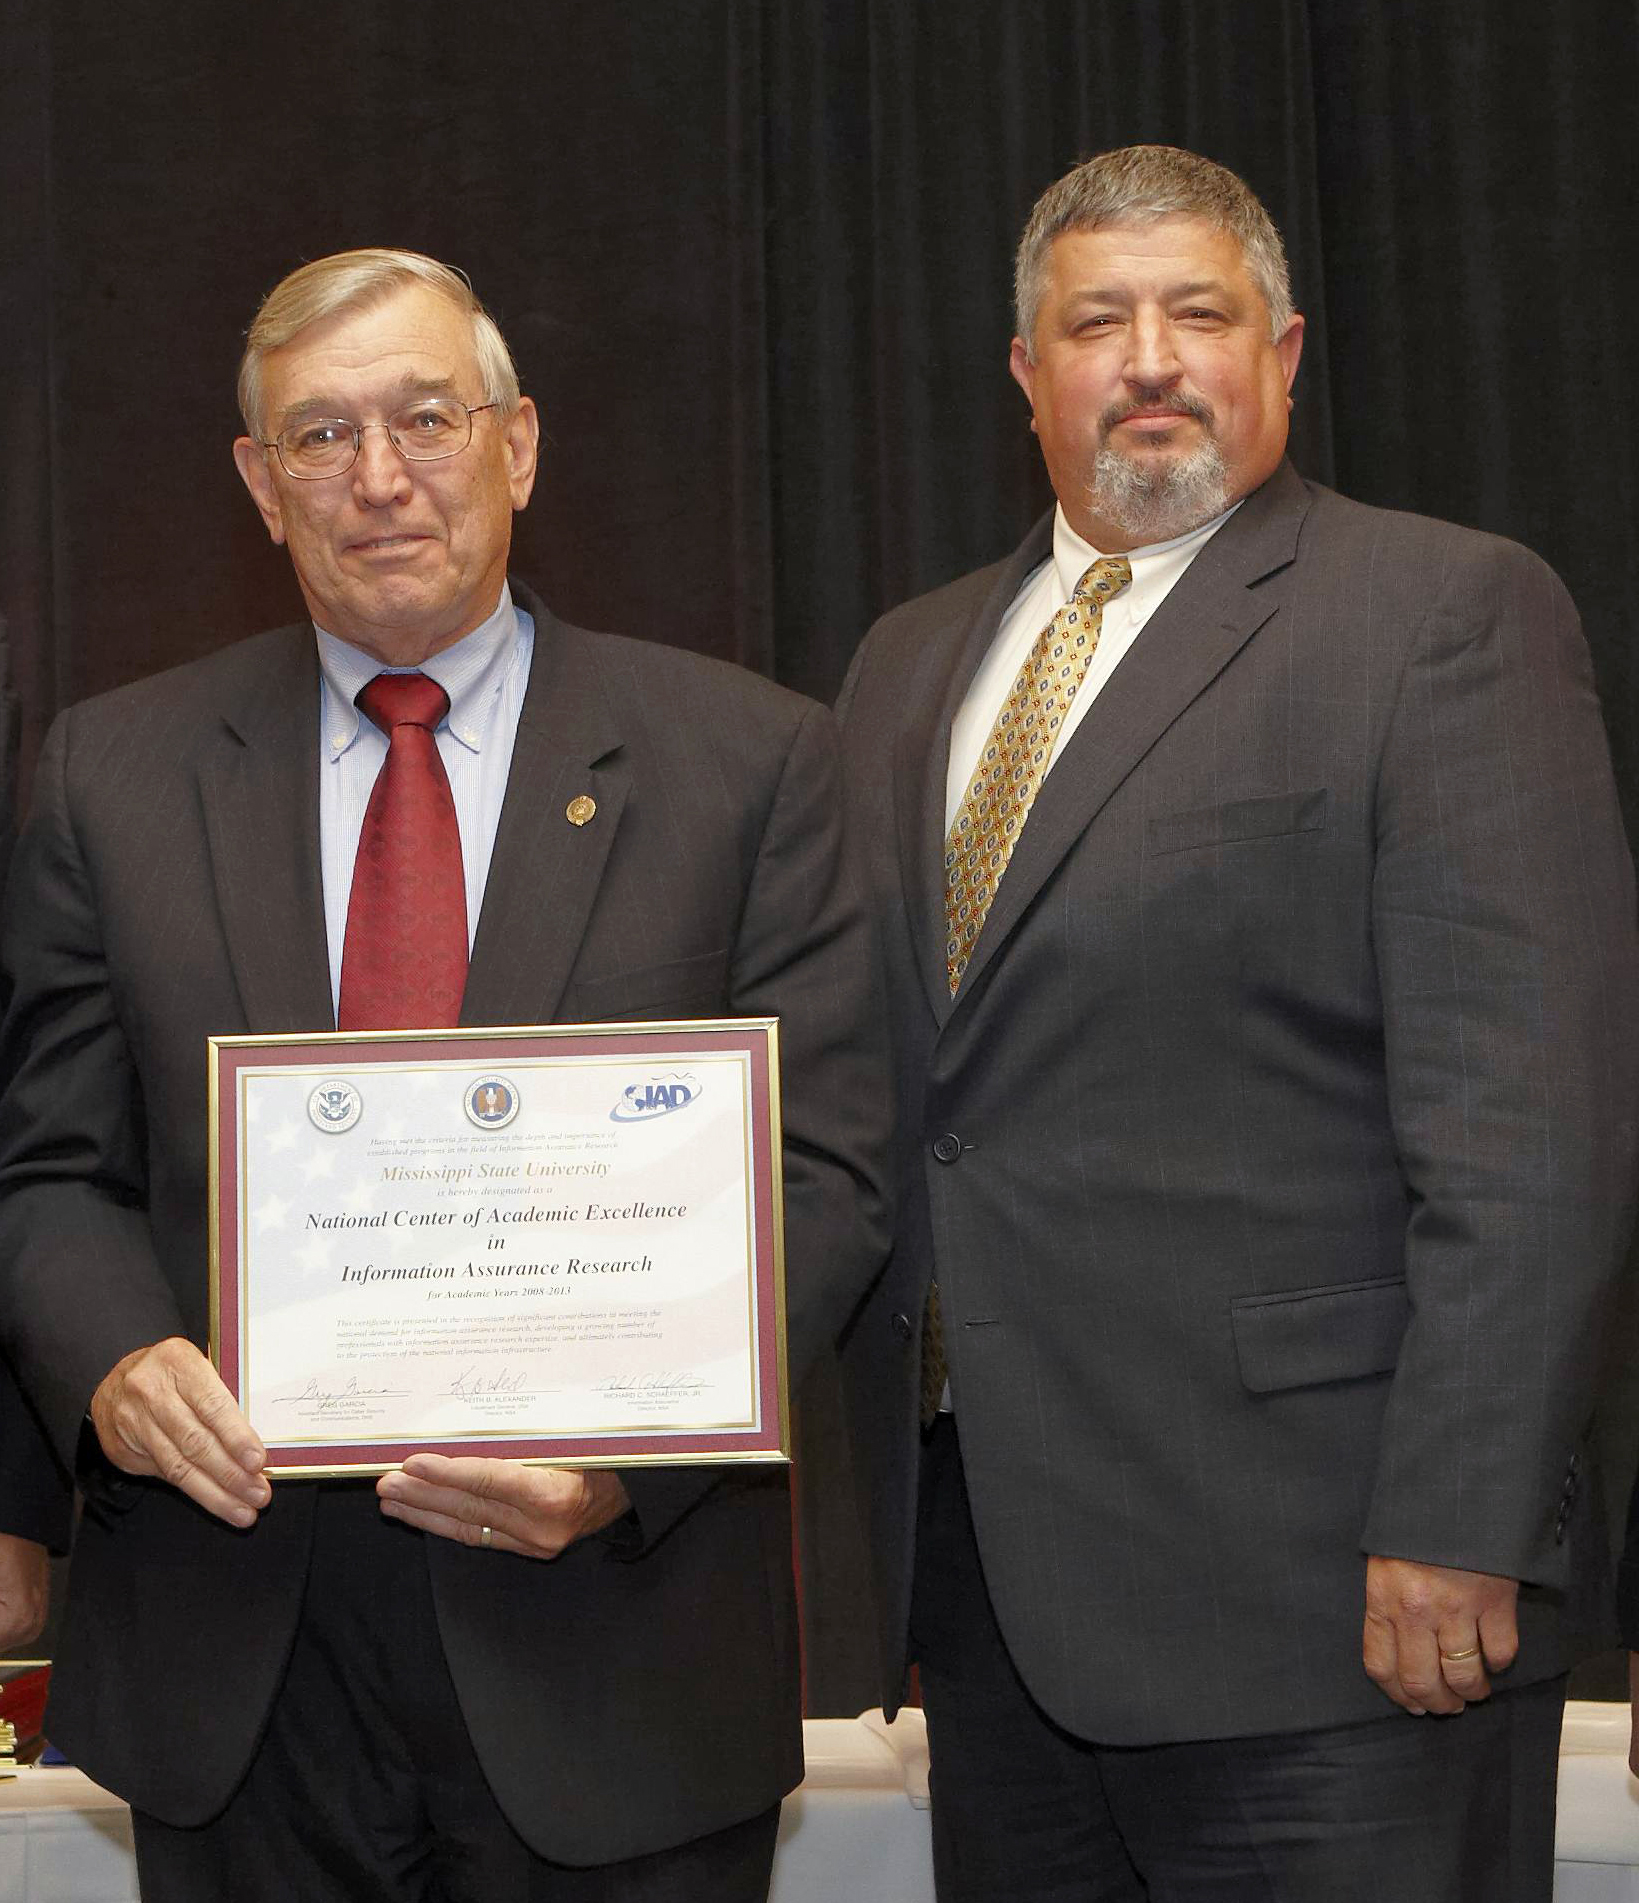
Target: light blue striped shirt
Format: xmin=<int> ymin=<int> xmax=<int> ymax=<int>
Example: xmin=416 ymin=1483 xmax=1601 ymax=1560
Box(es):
xmin=314 ymin=585 xmax=535 ymax=1017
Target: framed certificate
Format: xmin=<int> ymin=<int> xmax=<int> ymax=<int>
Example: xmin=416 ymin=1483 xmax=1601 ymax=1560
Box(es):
xmin=208 ymin=1021 xmax=786 ymax=1476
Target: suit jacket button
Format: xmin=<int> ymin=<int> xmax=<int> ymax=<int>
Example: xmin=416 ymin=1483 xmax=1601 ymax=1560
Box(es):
xmin=891 ymin=1311 xmax=913 ymax=1340
xmin=931 ymin=1134 xmax=961 ymax=1164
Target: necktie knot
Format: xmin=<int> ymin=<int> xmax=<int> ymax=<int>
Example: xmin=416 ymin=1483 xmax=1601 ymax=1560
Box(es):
xmin=357 ymin=671 xmax=450 ymax=736
xmin=1072 ymin=555 xmax=1133 ymax=604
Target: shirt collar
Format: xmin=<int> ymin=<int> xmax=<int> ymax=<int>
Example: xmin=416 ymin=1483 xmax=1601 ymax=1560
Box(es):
xmin=316 ymin=584 xmax=520 ymax=760
xmin=1049 ymin=499 xmax=1242 ymax=601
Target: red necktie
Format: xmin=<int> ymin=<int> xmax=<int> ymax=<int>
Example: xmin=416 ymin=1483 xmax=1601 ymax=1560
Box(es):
xmin=337 ymin=672 xmax=468 ymax=1032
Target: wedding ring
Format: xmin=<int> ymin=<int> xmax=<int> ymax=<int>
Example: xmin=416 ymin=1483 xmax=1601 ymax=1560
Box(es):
xmin=1440 ymin=1644 xmax=1481 ymax=1662
xmin=480 ymin=1525 xmax=493 ymax=1549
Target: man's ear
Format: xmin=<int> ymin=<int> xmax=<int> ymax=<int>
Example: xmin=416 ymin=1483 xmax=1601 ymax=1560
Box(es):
xmin=1275 ymin=313 xmax=1305 ymax=396
xmin=1008 ymin=335 xmax=1037 ymax=409
xmin=504 ymin=397 xmax=541 ymax=513
xmin=232 ymin=437 xmax=287 ymax=546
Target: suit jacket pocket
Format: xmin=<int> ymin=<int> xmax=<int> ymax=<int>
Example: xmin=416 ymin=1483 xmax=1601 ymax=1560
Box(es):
xmin=1147 ymin=788 xmax=1329 ymax=857
xmin=1230 ymin=1276 xmax=1409 ymax=1394
xmin=558 ymin=948 xmax=730 ymax=1023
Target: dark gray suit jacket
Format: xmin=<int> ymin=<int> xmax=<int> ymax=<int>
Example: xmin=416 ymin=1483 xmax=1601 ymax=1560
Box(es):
xmin=836 ymin=462 xmax=1639 ymax=1744
xmin=0 ymin=584 xmax=892 ymax=1859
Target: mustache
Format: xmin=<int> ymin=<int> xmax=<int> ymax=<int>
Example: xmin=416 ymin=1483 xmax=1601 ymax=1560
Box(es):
xmin=1099 ymin=391 xmax=1215 ymax=432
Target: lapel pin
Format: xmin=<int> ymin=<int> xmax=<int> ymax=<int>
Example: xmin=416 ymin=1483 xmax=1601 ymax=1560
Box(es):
xmin=566 ymin=794 xmax=597 ymax=827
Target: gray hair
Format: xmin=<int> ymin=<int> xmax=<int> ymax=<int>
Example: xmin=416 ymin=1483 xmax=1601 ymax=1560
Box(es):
xmin=1014 ymin=145 xmax=1294 ymax=358
xmin=238 ymin=248 xmax=521 ymax=437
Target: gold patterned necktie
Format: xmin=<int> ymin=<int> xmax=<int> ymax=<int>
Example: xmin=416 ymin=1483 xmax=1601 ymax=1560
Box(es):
xmin=943 ymin=555 xmax=1132 ymax=993
xmin=920 ymin=554 xmax=1133 ymax=1426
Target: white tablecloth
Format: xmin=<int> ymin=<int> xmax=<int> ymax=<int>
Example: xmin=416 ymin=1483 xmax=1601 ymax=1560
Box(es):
xmin=0 ymin=1764 xmax=135 ymax=1903
xmin=4 ymin=1703 xmax=1636 ymax=1900
xmin=1556 ymin=1704 xmax=1639 ymax=1901
xmin=773 ymin=1710 xmax=932 ymax=1901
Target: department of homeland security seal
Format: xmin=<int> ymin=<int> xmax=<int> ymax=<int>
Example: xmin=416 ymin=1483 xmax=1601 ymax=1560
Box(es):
xmin=464 ymin=1076 xmax=520 ymax=1130
xmin=307 ymin=1079 xmax=363 ymax=1134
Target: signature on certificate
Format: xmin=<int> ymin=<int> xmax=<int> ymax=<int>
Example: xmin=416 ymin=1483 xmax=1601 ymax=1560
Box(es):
xmin=594 ymin=1371 xmax=707 ymax=1396
xmin=449 ymin=1366 xmax=531 ymax=1398
xmin=277 ymin=1376 xmax=409 ymax=1412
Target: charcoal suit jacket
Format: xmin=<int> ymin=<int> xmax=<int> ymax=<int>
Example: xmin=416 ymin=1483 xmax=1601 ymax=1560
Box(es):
xmin=836 ymin=461 xmax=1639 ymax=1743
xmin=0 ymin=583 xmax=892 ymax=1860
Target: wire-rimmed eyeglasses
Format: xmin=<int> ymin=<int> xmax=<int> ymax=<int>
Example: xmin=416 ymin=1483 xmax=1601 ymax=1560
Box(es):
xmin=261 ymin=398 xmax=499 ymax=479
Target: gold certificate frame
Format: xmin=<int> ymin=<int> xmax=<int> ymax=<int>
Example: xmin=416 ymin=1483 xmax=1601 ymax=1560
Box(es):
xmin=208 ymin=1020 xmax=787 ymax=1476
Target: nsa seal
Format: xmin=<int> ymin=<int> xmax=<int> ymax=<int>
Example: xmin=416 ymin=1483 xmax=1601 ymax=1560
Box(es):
xmin=465 ymin=1076 xmax=520 ymax=1130
xmin=307 ymin=1079 xmax=363 ymax=1135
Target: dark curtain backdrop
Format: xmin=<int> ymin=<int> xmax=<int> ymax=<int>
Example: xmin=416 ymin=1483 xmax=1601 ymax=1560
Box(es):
xmin=2 ymin=0 xmax=1635 ymax=1711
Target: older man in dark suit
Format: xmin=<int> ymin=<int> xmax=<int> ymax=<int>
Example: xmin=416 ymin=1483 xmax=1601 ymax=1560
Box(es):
xmin=0 ymin=249 xmax=890 ymax=1900
xmin=837 ymin=145 xmax=1638 ymax=1901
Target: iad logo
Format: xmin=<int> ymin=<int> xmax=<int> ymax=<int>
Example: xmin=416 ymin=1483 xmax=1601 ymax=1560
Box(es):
xmin=610 ymin=1073 xmax=702 ymax=1124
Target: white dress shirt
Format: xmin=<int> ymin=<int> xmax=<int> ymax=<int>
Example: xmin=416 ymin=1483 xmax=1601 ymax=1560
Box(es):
xmin=315 ymin=584 xmax=535 ymax=1016
xmin=944 ymin=502 xmax=1239 ymax=833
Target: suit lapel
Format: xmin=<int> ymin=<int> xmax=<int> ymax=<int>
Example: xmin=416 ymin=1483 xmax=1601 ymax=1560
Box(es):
xmin=893 ymin=520 xmax=1056 ymax=1028
xmin=949 ymin=464 xmax=1313 ymax=1011
xmin=459 ymin=587 xmax=626 ymax=1028
xmin=199 ymin=629 xmax=334 ymax=1033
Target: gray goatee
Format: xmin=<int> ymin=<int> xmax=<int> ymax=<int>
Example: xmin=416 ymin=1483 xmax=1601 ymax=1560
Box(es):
xmin=1087 ymin=412 xmax=1230 ymax=546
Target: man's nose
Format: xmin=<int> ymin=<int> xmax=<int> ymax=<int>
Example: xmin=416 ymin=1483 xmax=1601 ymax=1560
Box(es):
xmin=1124 ymin=311 xmax=1183 ymax=388
xmin=351 ymin=423 xmax=414 ymax=506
